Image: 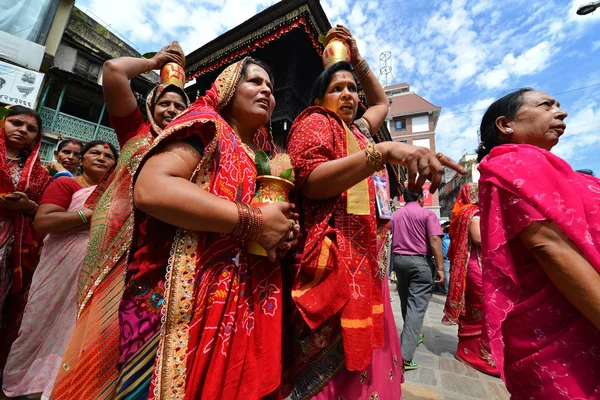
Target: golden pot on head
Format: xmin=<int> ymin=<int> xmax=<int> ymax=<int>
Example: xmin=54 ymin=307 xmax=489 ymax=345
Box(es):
xmin=160 ymin=62 xmax=185 ymax=89
xmin=322 ymin=38 xmax=351 ymax=69
xmin=247 ymin=175 xmax=295 ymax=257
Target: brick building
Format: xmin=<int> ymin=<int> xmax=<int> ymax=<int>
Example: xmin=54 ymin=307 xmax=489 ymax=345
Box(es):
xmin=384 ymin=83 xmax=442 ymax=216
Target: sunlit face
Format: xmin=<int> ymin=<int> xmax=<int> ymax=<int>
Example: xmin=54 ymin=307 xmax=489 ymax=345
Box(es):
xmin=55 ymin=142 xmax=82 ymax=173
xmin=4 ymin=113 xmax=39 ymax=151
xmin=81 ymin=144 xmax=116 ymax=176
xmin=316 ymin=70 xmax=359 ymax=126
xmin=227 ymin=63 xmax=275 ymax=129
xmin=153 ymin=91 xmax=186 ymax=129
xmin=502 ymin=91 xmax=568 ymax=151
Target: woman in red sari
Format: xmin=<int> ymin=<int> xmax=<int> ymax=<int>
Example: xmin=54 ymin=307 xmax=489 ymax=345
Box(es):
xmin=443 ymin=182 xmax=499 ymax=376
xmin=51 ymin=43 xmax=189 ymax=400
xmin=113 ymin=57 xmax=297 ymax=400
xmin=286 ymin=26 xmax=465 ymax=399
xmin=477 ymin=88 xmax=600 ymax=399
xmin=0 ymin=105 xmax=51 ymax=385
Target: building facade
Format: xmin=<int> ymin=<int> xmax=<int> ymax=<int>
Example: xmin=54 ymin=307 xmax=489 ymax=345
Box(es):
xmin=385 ymin=83 xmax=442 ymax=216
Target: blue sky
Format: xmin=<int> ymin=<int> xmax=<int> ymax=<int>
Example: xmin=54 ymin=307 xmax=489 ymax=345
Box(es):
xmin=75 ymin=0 xmax=600 ymax=173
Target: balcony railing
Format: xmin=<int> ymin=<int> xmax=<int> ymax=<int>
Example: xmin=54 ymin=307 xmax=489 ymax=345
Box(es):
xmin=39 ymin=107 xmax=118 ymax=147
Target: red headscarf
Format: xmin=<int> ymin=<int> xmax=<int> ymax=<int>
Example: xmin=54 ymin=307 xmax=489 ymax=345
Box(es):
xmin=0 ymin=108 xmax=51 ymax=292
xmin=443 ymin=182 xmax=479 ymax=324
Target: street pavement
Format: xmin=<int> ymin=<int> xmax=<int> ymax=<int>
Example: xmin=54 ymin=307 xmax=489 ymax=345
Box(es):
xmin=390 ymin=286 xmax=510 ymax=400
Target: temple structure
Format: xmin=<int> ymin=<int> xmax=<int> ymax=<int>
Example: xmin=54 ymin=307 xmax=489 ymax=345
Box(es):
xmin=185 ymin=0 xmax=404 ymax=195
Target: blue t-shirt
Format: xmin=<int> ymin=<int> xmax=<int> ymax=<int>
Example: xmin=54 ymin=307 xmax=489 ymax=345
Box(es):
xmin=442 ymin=233 xmax=450 ymax=259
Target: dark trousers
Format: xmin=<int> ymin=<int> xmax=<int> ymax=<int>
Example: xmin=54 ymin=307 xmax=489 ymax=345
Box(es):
xmin=393 ymin=254 xmax=434 ymax=362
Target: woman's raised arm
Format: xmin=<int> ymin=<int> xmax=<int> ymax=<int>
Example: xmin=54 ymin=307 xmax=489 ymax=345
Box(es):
xmin=102 ymin=44 xmax=184 ymax=118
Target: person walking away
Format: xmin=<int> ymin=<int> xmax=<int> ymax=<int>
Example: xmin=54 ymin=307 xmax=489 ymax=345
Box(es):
xmin=442 ymin=182 xmax=499 ymax=376
xmin=3 ymin=141 xmax=117 ymax=399
xmin=391 ymin=188 xmax=444 ymax=370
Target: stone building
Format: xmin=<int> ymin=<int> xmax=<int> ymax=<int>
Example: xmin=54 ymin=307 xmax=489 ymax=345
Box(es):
xmin=438 ymin=153 xmax=479 ymax=218
xmin=35 ymin=7 xmax=158 ymax=162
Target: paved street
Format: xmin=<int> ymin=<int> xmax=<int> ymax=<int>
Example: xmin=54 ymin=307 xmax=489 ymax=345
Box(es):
xmin=390 ymin=286 xmax=510 ymax=400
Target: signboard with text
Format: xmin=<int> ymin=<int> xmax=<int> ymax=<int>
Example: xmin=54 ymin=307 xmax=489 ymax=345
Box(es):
xmin=0 ymin=30 xmax=45 ymax=71
xmin=0 ymin=61 xmax=44 ymax=108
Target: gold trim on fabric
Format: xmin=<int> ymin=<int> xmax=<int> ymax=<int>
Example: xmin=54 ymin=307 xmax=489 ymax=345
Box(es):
xmin=344 ymin=123 xmax=370 ymax=215
xmin=152 ymin=120 xmax=221 ymax=400
xmin=340 ymin=317 xmax=373 ymax=329
xmin=291 ymin=236 xmax=332 ymax=298
xmin=372 ymin=304 xmax=384 ymax=314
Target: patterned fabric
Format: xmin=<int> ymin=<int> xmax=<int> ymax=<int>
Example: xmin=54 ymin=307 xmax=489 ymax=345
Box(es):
xmin=117 ymin=58 xmax=282 ymax=400
xmin=453 ymin=245 xmax=498 ymax=376
xmin=51 ymin=85 xmax=180 ymax=400
xmin=3 ymin=185 xmax=95 ymax=399
xmin=443 ymin=182 xmax=479 ymax=324
xmin=479 ymin=144 xmax=600 ymax=398
xmin=287 ymin=106 xmax=384 ymax=372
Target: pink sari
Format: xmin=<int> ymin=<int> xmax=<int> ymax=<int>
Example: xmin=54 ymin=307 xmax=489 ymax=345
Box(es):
xmin=3 ymin=186 xmax=95 ymax=399
xmin=479 ymin=144 xmax=600 ymax=399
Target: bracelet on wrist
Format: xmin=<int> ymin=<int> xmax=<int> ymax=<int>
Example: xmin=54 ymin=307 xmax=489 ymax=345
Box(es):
xmin=231 ymin=202 xmax=263 ymax=241
xmin=77 ymin=210 xmax=88 ymax=224
xmin=143 ymin=57 xmax=153 ymax=72
xmin=365 ymin=143 xmax=385 ymax=171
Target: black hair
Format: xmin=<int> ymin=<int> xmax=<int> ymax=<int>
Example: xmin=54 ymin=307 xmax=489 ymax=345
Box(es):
xmin=6 ymin=105 xmax=43 ymax=136
xmin=56 ymin=139 xmax=84 ymax=152
xmin=81 ymin=140 xmax=119 ymax=160
xmin=241 ymin=57 xmax=275 ymax=87
xmin=477 ymin=88 xmax=533 ymax=162
xmin=403 ymin=188 xmax=423 ymax=203
xmin=311 ymin=61 xmax=358 ymax=105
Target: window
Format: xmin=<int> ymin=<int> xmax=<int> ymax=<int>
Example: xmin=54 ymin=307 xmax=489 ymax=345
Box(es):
xmin=394 ymin=119 xmax=406 ymax=132
xmin=413 ymin=138 xmax=430 ymax=149
xmin=74 ymin=56 xmax=101 ymax=81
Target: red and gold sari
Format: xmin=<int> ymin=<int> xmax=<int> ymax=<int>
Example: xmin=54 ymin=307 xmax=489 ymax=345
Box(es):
xmin=443 ymin=182 xmax=498 ymax=375
xmin=286 ymin=106 xmax=401 ymax=399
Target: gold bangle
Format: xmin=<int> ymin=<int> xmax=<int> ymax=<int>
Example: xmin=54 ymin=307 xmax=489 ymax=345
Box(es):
xmin=365 ymin=143 xmax=385 ymax=171
xmin=355 ymin=59 xmax=370 ymax=81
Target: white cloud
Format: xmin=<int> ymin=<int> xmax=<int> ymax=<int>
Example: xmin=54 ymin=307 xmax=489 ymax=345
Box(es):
xmin=593 ymin=41 xmax=600 ymax=51
xmin=478 ymin=41 xmax=554 ymax=89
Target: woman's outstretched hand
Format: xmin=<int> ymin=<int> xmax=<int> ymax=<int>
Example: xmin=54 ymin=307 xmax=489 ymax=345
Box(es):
xmin=256 ymin=202 xmax=300 ymax=262
xmin=379 ymin=142 xmax=467 ymax=194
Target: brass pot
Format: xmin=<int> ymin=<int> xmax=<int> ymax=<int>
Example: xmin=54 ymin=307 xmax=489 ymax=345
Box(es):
xmin=160 ymin=62 xmax=185 ymax=88
xmin=322 ymin=38 xmax=351 ymax=69
xmin=247 ymin=175 xmax=295 ymax=257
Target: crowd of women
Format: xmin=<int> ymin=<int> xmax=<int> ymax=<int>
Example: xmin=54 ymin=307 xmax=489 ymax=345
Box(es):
xmin=0 ymin=24 xmax=598 ymax=400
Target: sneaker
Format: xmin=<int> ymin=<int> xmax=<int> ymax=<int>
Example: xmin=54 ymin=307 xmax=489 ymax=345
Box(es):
xmin=418 ymin=333 xmax=424 ymax=345
xmin=403 ymin=360 xmax=419 ymax=370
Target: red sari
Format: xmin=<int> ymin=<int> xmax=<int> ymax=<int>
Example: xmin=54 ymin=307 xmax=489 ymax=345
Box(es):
xmin=443 ymin=183 xmax=498 ymax=375
xmin=286 ymin=107 xmax=401 ymax=399
xmin=120 ymin=59 xmax=283 ymax=400
xmin=479 ymin=144 xmax=600 ymax=399
xmin=0 ymin=114 xmax=51 ymax=377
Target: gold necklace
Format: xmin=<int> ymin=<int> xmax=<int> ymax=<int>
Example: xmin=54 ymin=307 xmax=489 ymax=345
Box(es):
xmin=78 ymin=175 xmax=91 ymax=188
xmin=5 ymin=154 xmax=20 ymax=164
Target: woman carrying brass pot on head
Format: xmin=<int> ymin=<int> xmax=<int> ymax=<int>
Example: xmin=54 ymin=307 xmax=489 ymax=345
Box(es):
xmin=285 ymin=25 xmax=465 ymax=399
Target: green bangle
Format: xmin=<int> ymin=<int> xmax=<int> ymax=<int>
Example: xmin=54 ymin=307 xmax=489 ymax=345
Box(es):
xmin=77 ymin=210 xmax=88 ymax=224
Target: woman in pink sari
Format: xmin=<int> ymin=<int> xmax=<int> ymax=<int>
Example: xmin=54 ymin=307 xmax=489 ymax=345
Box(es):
xmin=443 ymin=182 xmax=499 ymax=376
xmin=477 ymin=88 xmax=600 ymax=399
xmin=2 ymin=141 xmax=117 ymax=399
